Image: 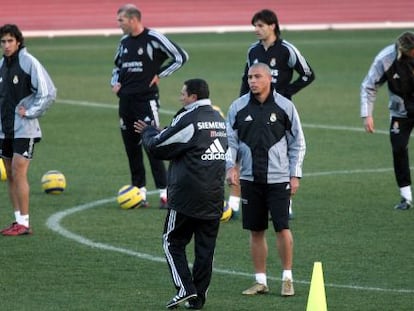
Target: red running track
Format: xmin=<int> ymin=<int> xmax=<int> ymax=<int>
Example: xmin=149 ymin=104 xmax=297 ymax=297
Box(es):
xmin=0 ymin=0 xmax=413 ymax=31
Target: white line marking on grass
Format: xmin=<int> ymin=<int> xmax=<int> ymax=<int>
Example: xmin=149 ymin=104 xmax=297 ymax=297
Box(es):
xmin=302 ymin=123 xmax=388 ymax=135
xmin=57 ymin=98 xmax=176 ymax=116
xmin=46 ymin=186 xmax=414 ymax=294
xmin=304 ymin=167 xmax=394 ymax=177
xmin=58 ymin=98 xmax=389 ymax=134
xmin=45 ymin=193 xmax=165 ymax=263
xmin=23 ymin=22 xmax=414 ymax=38
xmin=50 ymin=99 xmax=412 ymax=293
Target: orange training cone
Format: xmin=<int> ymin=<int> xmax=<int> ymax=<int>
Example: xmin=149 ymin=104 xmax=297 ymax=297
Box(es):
xmin=306 ymin=262 xmax=328 ymax=311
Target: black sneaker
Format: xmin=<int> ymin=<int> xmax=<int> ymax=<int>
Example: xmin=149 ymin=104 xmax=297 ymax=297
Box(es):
xmin=166 ymin=293 xmax=197 ymax=309
xmin=394 ymin=198 xmax=412 ymax=210
xmin=184 ymin=296 xmax=204 ymax=310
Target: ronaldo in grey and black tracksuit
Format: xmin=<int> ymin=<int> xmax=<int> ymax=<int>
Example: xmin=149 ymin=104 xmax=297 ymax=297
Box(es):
xmin=226 ymin=63 xmax=305 ymax=296
xmin=136 ymin=79 xmax=227 ymax=309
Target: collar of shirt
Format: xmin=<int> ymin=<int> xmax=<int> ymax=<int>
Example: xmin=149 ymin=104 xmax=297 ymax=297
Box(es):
xmin=185 ymin=98 xmax=212 ymax=110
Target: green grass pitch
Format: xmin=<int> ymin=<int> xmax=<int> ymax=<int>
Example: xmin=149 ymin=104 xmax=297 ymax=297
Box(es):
xmin=0 ymin=29 xmax=413 ymax=310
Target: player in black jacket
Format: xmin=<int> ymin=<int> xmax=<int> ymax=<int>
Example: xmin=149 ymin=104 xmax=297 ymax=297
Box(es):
xmin=134 ymin=79 xmax=227 ymax=310
xmin=240 ymin=9 xmax=315 ymax=98
xmin=111 ymin=4 xmax=188 ymax=208
xmin=227 ymin=9 xmax=315 ymax=219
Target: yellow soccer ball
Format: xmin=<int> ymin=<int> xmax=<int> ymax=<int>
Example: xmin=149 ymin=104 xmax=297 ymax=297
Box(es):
xmin=117 ymin=185 xmax=143 ymax=209
xmin=0 ymin=158 xmax=7 ymax=181
xmin=41 ymin=170 xmax=66 ymax=194
xmin=220 ymin=201 xmax=233 ymax=222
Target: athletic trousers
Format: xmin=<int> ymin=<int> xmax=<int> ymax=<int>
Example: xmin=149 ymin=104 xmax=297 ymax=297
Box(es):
xmin=121 ymin=126 xmax=167 ymax=189
xmin=118 ymin=95 xmax=167 ymax=189
xmin=390 ymin=116 xmax=414 ymax=187
xmin=163 ymin=209 xmax=220 ymax=300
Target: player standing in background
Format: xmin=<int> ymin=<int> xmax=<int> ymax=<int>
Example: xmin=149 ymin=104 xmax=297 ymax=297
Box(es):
xmin=226 ymin=9 xmax=314 ymax=219
xmin=226 ymin=63 xmax=306 ymax=297
xmin=135 ymin=79 xmax=227 ymax=310
xmin=0 ymin=24 xmax=56 ymax=235
xmin=360 ymin=31 xmax=414 ymax=210
xmin=111 ymin=4 xmax=188 ymax=209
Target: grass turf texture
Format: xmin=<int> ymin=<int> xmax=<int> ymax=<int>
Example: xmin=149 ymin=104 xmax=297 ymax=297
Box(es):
xmin=0 ymin=29 xmax=413 ymax=310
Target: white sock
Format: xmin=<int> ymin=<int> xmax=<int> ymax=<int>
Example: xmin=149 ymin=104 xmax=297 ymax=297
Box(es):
xmin=139 ymin=187 xmax=147 ymax=201
xmin=228 ymin=195 xmax=240 ymax=212
xmin=282 ymin=270 xmax=293 ymax=281
xmin=255 ymin=273 xmax=267 ymax=286
xmin=400 ymin=186 xmax=412 ymax=202
xmin=159 ymin=188 xmax=167 ymax=200
xmin=19 ymin=214 xmax=29 ymax=228
xmin=14 ymin=210 xmax=21 ymax=222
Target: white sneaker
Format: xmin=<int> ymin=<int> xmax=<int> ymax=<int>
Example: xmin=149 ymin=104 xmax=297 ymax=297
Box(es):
xmin=281 ymin=278 xmax=295 ymax=296
xmin=242 ymin=282 xmax=269 ymax=295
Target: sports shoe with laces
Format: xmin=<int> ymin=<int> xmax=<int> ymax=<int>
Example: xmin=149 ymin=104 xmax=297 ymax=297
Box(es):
xmin=2 ymin=223 xmax=32 ymax=236
xmin=281 ymin=278 xmax=295 ymax=296
xmin=166 ymin=293 xmax=197 ymax=309
xmin=394 ymin=198 xmax=412 ymax=210
xmin=0 ymin=221 xmax=17 ymax=233
xmin=242 ymin=282 xmax=269 ymax=295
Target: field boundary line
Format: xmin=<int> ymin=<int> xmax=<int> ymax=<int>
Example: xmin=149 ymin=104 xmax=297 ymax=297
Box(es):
xmin=57 ymin=98 xmax=388 ymax=134
xmin=25 ymin=22 xmax=414 ymax=38
xmin=46 ymin=186 xmax=413 ymax=294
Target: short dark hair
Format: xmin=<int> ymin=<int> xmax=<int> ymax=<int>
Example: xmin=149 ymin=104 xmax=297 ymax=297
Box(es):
xmin=0 ymin=24 xmax=24 ymax=46
xmin=251 ymin=9 xmax=281 ymax=37
xmin=184 ymin=79 xmax=210 ymax=100
xmin=117 ymin=4 xmax=141 ymax=20
xmin=397 ymin=31 xmax=414 ymax=54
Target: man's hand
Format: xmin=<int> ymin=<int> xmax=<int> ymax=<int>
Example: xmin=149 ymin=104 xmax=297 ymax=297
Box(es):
xmin=363 ymin=116 xmax=375 ymax=133
xmin=149 ymin=75 xmax=160 ymax=87
xmin=290 ymin=177 xmax=300 ymax=196
xmin=17 ymin=106 xmax=26 ymax=118
xmin=112 ymin=83 xmax=121 ymax=94
xmin=134 ymin=120 xmax=149 ymax=133
xmin=226 ymin=167 xmax=240 ymax=186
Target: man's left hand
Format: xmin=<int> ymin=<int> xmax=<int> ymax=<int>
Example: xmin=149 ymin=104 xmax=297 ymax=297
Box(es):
xmin=134 ymin=120 xmax=148 ymax=133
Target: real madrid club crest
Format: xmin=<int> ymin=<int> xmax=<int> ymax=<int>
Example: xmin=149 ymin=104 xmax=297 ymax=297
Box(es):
xmin=13 ymin=75 xmax=19 ymax=84
xmin=270 ymin=58 xmax=276 ymax=67
xmin=137 ymin=47 xmax=143 ymax=55
xmin=270 ymin=113 xmax=277 ymax=122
